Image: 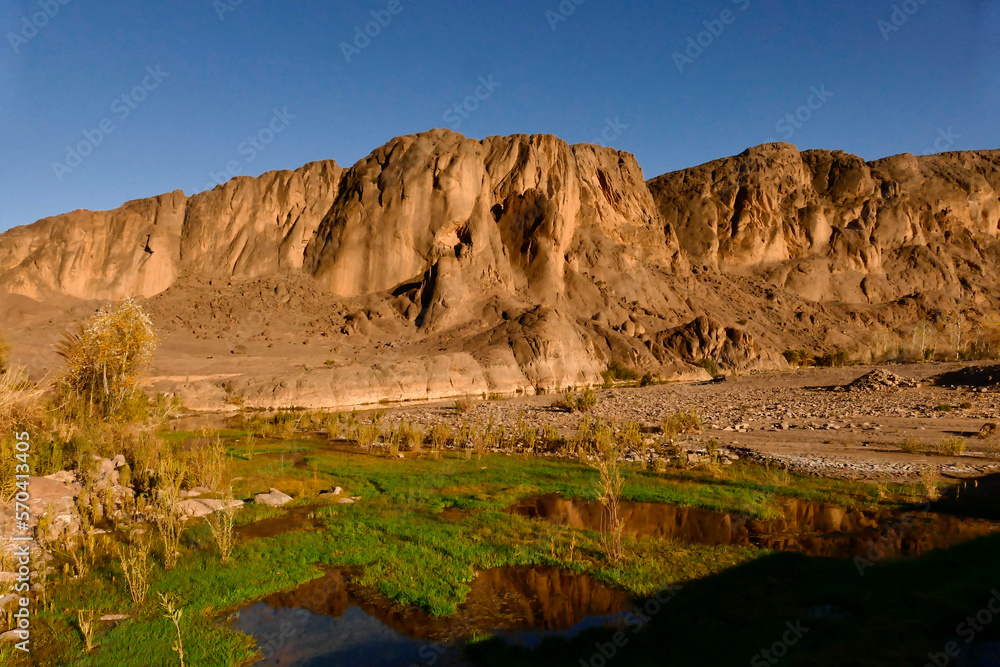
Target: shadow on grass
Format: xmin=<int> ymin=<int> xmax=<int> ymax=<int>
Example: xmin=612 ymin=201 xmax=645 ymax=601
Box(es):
xmin=468 ymin=532 xmax=1000 ymax=667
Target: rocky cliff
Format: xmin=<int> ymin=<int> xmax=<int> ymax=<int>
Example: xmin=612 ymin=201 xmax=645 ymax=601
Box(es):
xmin=2 ymin=133 xmax=999 ymax=409
xmin=0 ymin=160 xmax=342 ymax=300
xmin=649 ymin=144 xmax=1000 ymax=305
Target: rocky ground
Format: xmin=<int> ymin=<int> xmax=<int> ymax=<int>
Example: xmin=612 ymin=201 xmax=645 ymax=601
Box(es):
xmin=363 ymin=362 xmax=1000 ymax=482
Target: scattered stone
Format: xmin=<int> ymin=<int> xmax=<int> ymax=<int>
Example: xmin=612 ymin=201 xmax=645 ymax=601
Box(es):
xmin=337 ymin=498 xmax=356 ymax=505
xmin=844 ymin=369 xmax=919 ymax=392
xmin=254 ymin=488 xmax=293 ymax=507
xmin=0 ymin=630 xmax=22 ymax=643
xmin=99 ymin=614 xmax=130 ymax=622
xmin=199 ymin=498 xmax=244 ymax=513
xmin=177 ymin=499 xmax=215 ymax=518
xmin=978 ymin=423 xmax=998 ymax=439
xmin=0 ymin=595 xmax=15 ymax=611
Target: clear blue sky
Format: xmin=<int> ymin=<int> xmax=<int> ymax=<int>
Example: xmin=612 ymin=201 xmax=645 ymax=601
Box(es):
xmin=1 ymin=0 xmax=997 ymax=231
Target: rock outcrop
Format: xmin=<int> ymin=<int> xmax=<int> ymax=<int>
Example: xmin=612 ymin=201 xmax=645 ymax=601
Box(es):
xmin=0 ymin=161 xmax=342 ymax=300
xmin=649 ymin=144 xmax=1000 ymax=305
xmin=3 ymin=132 xmax=1000 ymax=409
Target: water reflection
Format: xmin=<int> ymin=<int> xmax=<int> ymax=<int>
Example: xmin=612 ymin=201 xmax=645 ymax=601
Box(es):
xmin=512 ymin=495 xmax=1000 ymax=558
xmin=233 ymin=566 xmax=632 ymax=666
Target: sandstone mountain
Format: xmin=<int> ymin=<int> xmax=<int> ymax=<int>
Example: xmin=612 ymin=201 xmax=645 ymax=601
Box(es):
xmin=1 ymin=131 xmax=997 ymax=409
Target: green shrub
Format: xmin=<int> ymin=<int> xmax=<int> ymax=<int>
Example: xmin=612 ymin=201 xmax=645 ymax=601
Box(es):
xmin=662 ymin=411 xmax=703 ymax=439
xmin=782 ymin=349 xmax=814 ymax=367
xmin=697 ymin=358 xmax=720 ymax=377
xmin=937 ymin=437 xmax=967 ymax=456
xmin=601 ymin=361 xmax=638 ymax=386
xmin=640 ymin=373 xmax=655 ymax=387
xmin=815 ymin=350 xmax=849 ymax=367
xmin=561 ymin=388 xmax=597 ymax=413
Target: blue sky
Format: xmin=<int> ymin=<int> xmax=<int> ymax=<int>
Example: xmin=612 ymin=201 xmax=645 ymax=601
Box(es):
xmin=1 ymin=0 xmax=997 ymax=231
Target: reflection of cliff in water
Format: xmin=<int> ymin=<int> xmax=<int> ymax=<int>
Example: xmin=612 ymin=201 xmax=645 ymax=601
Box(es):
xmin=512 ymin=495 xmax=1000 ymax=558
xmin=260 ymin=565 xmax=630 ymax=641
xmin=234 ymin=566 xmax=632 ymax=666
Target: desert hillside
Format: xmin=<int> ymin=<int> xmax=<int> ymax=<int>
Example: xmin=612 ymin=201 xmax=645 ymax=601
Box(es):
xmin=1 ymin=131 xmax=998 ymax=409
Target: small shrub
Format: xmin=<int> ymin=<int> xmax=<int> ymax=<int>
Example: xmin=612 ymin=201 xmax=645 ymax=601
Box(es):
xmin=189 ymin=437 xmax=226 ymax=490
xmin=396 ymin=419 xmax=424 ymax=451
xmin=934 ymin=404 xmax=953 ymax=413
xmin=352 ymin=423 xmax=380 ymax=451
xmin=639 ymin=373 xmax=655 ymax=387
xmin=429 ymin=423 xmax=451 ymax=451
xmin=782 ymin=349 xmax=814 ymax=367
xmin=662 ymin=411 xmax=702 ymax=439
xmin=454 ymin=398 xmax=474 ymax=414
xmin=618 ymin=421 xmax=642 ymax=451
xmin=601 ymin=361 xmax=638 ymax=386
xmin=919 ymin=466 xmax=940 ymax=501
xmin=937 ymin=437 xmax=967 ymax=456
xmin=117 ymin=536 xmax=153 ymax=606
xmin=898 ymin=437 xmax=923 ymax=454
xmin=76 ymin=609 xmax=99 ymax=652
xmin=815 ymin=350 xmax=849 ymax=368
xmin=542 ymin=425 xmax=560 ymax=451
xmin=56 ymin=298 xmax=159 ymax=421
xmin=159 ymin=593 xmax=186 ymax=667
xmin=205 ymin=487 xmax=238 ymax=564
xmin=589 ymin=429 xmax=625 ymax=562
xmin=561 ymin=388 xmax=597 ymax=413
xmin=153 ymin=462 xmax=186 ymax=569
xmin=696 ymin=358 xmax=720 ymax=378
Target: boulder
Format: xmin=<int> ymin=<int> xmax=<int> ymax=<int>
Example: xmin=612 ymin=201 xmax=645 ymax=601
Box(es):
xmin=254 ymin=489 xmax=293 ymax=507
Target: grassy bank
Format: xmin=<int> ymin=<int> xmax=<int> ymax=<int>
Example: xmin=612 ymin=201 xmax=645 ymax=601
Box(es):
xmin=8 ymin=424 xmax=934 ymax=666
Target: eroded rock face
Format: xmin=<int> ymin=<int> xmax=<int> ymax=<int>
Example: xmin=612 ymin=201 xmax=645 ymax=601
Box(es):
xmin=3 ymin=133 xmax=1000 ymax=409
xmin=304 ymin=130 xmax=679 ymax=329
xmin=648 ymin=144 xmax=1000 ymax=304
xmin=0 ymin=160 xmax=342 ymax=300
xmin=651 ymin=316 xmax=783 ymax=372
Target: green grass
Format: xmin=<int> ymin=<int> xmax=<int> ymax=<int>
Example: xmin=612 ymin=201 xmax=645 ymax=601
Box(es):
xmin=17 ymin=433 xmax=944 ymax=666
